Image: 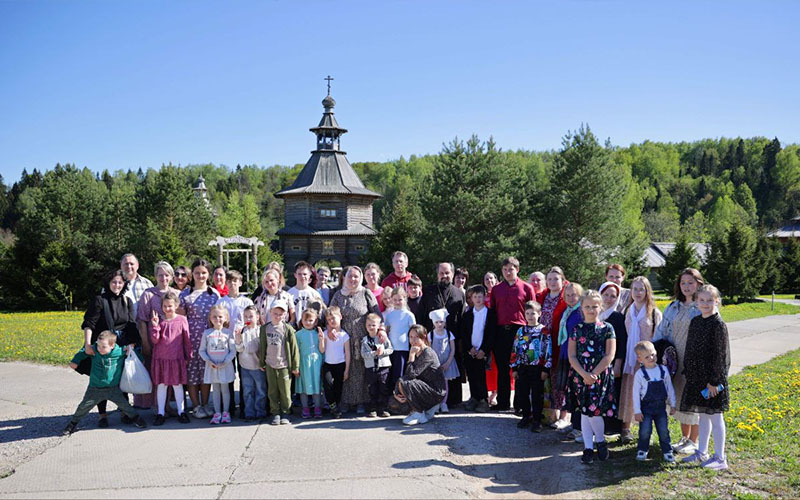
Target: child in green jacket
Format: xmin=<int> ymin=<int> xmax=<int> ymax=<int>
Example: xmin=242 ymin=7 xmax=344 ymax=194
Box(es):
xmin=258 ymin=300 xmax=300 ymax=425
xmin=63 ymin=331 xmax=147 ymax=434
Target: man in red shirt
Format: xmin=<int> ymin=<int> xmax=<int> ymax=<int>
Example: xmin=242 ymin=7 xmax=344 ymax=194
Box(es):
xmin=381 ymin=251 xmax=415 ymax=290
xmin=490 ymin=256 xmax=536 ymax=411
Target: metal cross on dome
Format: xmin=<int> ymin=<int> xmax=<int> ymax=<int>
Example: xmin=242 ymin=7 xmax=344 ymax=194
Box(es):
xmin=325 ymin=75 xmax=334 ymax=95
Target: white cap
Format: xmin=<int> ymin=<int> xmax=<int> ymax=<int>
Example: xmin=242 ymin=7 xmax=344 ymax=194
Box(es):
xmin=428 ymin=308 xmax=448 ymax=323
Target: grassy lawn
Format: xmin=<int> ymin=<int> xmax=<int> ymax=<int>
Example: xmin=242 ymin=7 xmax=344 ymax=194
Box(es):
xmin=654 ymin=300 xmax=799 ymax=323
xmin=0 ymin=311 xmax=85 ymax=365
xmin=592 ymin=348 xmax=800 ymax=499
xmin=758 ymin=294 xmax=799 ymax=300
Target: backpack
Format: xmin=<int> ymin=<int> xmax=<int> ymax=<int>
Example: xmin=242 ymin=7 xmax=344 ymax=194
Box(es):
xmin=652 ymin=339 xmax=678 ymax=378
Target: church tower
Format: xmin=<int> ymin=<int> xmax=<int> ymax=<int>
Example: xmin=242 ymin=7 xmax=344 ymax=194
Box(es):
xmin=275 ymin=78 xmax=381 ymax=271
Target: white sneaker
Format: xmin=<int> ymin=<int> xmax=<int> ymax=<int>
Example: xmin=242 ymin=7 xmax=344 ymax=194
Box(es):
xmin=403 ymin=412 xmax=428 ymax=426
xmin=672 ymin=437 xmax=695 ymax=453
xmin=681 ymin=440 xmax=698 ymax=455
xmin=193 ymin=406 xmax=208 ymax=419
xmin=554 ymin=419 xmax=571 ymax=430
xmin=440 ymin=402 xmax=449 ymax=414
xmin=636 ymin=450 xmax=648 ymax=461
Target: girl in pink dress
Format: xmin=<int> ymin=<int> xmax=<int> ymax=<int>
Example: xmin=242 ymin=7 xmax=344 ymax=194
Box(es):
xmin=149 ymin=291 xmax=193 ymax=425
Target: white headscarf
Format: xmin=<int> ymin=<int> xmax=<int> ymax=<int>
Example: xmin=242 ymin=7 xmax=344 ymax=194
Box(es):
xmin=598 ymin=281 xmax=621 ymax=322
xmin=340 ymin=266 xmax=364 ymax=297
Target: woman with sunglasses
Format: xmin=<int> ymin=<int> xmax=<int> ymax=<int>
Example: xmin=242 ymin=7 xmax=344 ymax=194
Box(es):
xmin=173 ymin=266 xmax=191 ymax=292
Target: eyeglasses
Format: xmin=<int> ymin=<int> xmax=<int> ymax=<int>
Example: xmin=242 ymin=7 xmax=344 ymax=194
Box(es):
xmin=174 ymin=272 xmax=187 ymax=277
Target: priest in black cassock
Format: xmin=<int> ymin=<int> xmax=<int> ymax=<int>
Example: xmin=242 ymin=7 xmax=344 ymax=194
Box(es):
xmin=420 ymin=262 xmax=466 ymax=408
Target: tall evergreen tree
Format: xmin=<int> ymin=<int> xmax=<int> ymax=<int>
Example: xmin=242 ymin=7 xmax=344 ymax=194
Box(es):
xmin=656 ymin=235 xmax=700 ymax=292
xmin=418 ymin=136 xmax=528 ymax=282
xmin=704 ymin=224 xmax=764 ymax=301
xmin=531 ymin=125 xmax=640 ymax=283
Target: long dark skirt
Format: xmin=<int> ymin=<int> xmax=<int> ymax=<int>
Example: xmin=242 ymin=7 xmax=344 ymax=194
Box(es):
xmin=399 ymin=379 xmax=446 ymax=412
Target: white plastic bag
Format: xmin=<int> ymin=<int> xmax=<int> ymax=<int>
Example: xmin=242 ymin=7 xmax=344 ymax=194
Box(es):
xmin=119 ymin=350 xmax=152 ymax=394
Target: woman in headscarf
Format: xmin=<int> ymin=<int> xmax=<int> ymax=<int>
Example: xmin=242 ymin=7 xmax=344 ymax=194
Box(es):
xmin=329 ymin=266 xmax=381 ymax=413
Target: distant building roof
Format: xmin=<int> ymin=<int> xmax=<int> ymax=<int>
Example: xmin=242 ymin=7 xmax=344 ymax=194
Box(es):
xmin=276 ymin=221 xmax=377 ymax=236
xmin=645 ymin=242 xmax=709 ymax=268
xmin=767 ymin=215 xmax=800 ymax=239
xmin=275 ymin=152 xmax=381 ymax=197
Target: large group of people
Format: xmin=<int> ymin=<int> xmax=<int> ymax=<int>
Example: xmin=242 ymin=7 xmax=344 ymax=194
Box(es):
xmin=64 ymin=251 xmax=731 ymax=470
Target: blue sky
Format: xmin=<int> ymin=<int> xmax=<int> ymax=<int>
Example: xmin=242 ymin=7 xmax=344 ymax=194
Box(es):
xmin=1 ymin=0 xmax=798 ymax=183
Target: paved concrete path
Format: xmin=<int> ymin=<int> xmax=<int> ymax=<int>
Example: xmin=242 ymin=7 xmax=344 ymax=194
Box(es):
xmin=1 ymin=312 xmax=799 ymax=499
xmin=726 ymin=313 xmax=800 ymax=375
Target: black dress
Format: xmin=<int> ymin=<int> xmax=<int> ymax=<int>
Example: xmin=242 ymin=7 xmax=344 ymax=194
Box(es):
xmin=680 ymin=313 xmax=730 ymax=414
xmin=399 ymin=347 xmax=447 ymax=411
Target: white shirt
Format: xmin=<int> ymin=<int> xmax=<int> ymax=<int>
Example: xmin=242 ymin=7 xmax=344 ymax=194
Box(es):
xmin=218 ymin=295 xmax=254 ymax=336
xmin=288 ymin=287 xmax=323 ymax=318
xmin=126 ymin=274 xmax=154 ymax=317
xmin=471 ymin=306 xmax=488 ymax=350
xmin=323 ymin=330 xmax=350 ymax=364
xmin=632 ymin=365 xmax=677 ymax=414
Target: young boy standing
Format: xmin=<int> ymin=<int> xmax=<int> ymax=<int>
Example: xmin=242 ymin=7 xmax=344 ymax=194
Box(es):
xmin=64 ymin=331 xmax=147 ymax=434
xmin=460 ymin=285 xmax=495 ymax=413
xmin=288 ymin=261 xmax=324 ymax=325
xmin=219 ymin=269 xmax=254 ymax=418
xmin=258 ymin=300 xmax=300 ymax=425
xmin=511 ymin=301 xmax=551 ymax=432
xmin=633 ymin=340 xmax=677 ymax=463
xmin=360 ymin=314 xmax=394 ymax=417
xmin=406 ymin=276 xmax=423 ymax=321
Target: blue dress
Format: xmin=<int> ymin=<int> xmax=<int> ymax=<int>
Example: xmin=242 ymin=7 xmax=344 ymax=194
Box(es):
xmin=295 ymin=328 xmax=323 ymax=395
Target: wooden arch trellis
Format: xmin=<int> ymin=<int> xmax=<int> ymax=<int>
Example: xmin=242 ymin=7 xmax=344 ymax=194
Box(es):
xmin=208 ymin=235 xmax=265 ymax=293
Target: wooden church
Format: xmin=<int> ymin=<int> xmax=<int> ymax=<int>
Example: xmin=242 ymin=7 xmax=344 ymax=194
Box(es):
xmin=275 ymin=81 xmax=381 ymax=271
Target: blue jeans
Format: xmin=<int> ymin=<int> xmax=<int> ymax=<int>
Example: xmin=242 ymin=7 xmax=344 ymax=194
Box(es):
xmin=637 ymin=403 xmax=672 ymax=454
xmin=240 ymin=367 xmax=267 ymax=418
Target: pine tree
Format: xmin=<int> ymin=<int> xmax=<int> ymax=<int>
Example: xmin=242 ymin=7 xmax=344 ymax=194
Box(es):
xmin=532 ymin=125 xmax=640 ymax=283
xmin=418 ymin=135 xmax=528 ymax=282
xmin=656 ymin=235 xmax=700 ymax=293
xmin=704 ymin=224 xmax=764 ymax=301
xmin=780 ymin=239 xmax=800 ymax=293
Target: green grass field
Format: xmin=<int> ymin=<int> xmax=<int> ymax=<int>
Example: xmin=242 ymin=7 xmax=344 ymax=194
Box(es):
xmin=653 ymin=300 xmax=799 ymax=323
xmin=0 ymin=311 xmax=85 ymax=365
xmin=593 ymin=348 xmax=800 ymax=499
xmin=758 ymin=294 xmax=799 ymax=300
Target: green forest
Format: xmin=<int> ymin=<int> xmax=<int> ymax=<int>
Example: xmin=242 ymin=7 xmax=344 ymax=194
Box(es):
xmin=1 ymin=127 xmax=799 ymax=311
